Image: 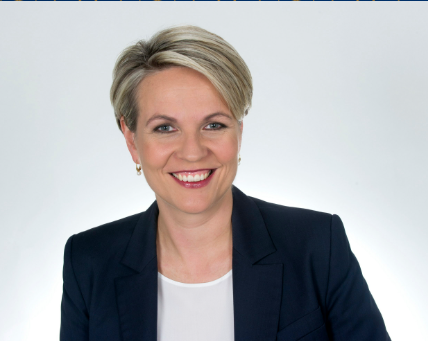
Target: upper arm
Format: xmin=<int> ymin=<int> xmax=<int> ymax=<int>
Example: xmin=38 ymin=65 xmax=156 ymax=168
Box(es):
xmin=60 ymin=235 xmax=89 ymax=341
xmin=325 ymin=215 xmax=390 ymax=340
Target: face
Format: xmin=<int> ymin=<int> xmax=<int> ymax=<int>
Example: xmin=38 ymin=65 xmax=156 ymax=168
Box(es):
xmin=121 ymin=67 xmax=243 ymax=214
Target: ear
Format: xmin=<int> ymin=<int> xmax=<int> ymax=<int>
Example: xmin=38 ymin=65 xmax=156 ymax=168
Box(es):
xmin=120 ymin=116 xmax=140 ymax=165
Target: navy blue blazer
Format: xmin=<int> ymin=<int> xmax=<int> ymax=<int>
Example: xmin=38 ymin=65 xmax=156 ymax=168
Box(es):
xmin=60 ymin=185 xmax=390 ymax=340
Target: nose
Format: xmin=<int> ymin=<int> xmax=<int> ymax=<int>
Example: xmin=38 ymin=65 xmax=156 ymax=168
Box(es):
xmin=175 ymin=131 xmax=207 ymax=162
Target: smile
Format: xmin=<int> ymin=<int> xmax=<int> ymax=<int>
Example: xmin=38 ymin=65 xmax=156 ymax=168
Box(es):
xmin=170 ymin=169 xmax=214 ymax=182
xmin=169 ymin=169 xmax=216 ymax=189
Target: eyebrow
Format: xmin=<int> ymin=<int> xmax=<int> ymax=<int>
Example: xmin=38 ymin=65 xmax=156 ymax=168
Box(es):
xmin=145 ymin=112 xmax=233 ymax=127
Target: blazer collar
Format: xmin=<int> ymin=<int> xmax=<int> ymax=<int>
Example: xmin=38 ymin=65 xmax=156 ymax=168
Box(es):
xmin=120 ymin=198 xmax=159 ymax=273
xmin=120 ymin=184 xmax=276 ymax=271
xmin=230 ymin=184 xmax=278 ymax=264
xmin=115 ymin=184 xmax=283 ymax=340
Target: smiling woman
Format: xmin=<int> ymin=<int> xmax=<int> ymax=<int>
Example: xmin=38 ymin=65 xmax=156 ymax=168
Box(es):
xmin=121 ymin=67 xmax=242 ymax=214
xmin=60 ymin=25 xmax=390 ymax=341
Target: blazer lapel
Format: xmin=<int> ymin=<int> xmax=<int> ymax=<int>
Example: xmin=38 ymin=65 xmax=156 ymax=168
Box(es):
xmin=231 ymin=185 xmax=284 ymax=340
xmin=114 ymin=185 xmax=283 ymax=341
xmin=115 ymin=201 xmax=159 ymax=341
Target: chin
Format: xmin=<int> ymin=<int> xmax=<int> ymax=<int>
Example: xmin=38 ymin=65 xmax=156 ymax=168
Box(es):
xmin=152 ymin=176 xmax=234 ymax=214
xmin=172 ymin=195 xmax=214 ymax=214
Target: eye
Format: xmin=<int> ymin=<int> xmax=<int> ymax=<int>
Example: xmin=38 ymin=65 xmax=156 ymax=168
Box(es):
xmin=205 ymin=123 xmax=226 ymax=130
xmin=154 ymin=125 xmax=176 ymax=133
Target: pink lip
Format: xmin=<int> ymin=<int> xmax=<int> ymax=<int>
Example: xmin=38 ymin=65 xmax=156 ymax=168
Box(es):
xmin=170 ymin=168 xmax=214 ymax=174
xmin=170 ymin=169 xmax=216 ymax=189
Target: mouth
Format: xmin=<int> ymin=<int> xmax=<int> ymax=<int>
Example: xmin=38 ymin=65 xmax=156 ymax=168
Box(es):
xmin=169 ymin=169 xmax=215 ymax=182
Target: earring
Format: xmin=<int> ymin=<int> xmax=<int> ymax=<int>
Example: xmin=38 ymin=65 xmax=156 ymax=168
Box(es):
xmin=238 ymin=154 xmax=241 ymax=166
xmin=136 ymin=164 xmax=142 ymax=176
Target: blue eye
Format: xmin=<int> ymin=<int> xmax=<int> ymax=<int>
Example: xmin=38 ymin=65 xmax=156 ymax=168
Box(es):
xmin=206 ymin=123 xmax=225 ymax=130
xmin=154 ymin=122 xmax=226 ymax=134
xmin=155 ymin=125 xmax=175 ymax=133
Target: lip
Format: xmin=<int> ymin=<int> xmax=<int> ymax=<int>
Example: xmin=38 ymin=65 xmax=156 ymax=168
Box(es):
xmin=170 ymin=168 xmax=214 ymax=174
xmin=169 ymin=169 xmax=216 ymax=189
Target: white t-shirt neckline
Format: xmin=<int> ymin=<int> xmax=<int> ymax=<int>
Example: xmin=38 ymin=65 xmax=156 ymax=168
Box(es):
xmin=157 ymin=269 xmax=232 ymax=288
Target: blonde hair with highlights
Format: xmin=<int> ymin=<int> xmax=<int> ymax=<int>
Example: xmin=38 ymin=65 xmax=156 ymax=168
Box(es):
xmin=110 ymin=25 xmax=253 ymax=133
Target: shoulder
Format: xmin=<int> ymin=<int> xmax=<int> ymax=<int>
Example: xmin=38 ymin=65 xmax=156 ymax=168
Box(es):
xmin=72 ymin=212 xmax=143 ymax=250
xmin=248 ymin=195 xmax=352 ymax=276
xmin=249 ymin=195 xmax=334 ymax=239
xmin=64 ymin=212 xmax=143 ymax=266
xmin=246 ymin=195 xmax=341 ymax=264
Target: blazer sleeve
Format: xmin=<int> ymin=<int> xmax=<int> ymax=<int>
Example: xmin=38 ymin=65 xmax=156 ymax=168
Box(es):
xmin=325 ymin=215 xmax=391 ymax=340
xmin=60 ymin=235 xmax=89 ymax=340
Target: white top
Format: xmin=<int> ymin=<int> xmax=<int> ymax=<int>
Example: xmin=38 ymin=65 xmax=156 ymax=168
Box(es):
xmin=157 ymin=269 xmax=234 ymax=341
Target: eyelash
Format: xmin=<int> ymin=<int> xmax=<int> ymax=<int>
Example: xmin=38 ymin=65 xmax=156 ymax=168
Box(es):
xmin=154 ymin=123 xmax=227 ymax=134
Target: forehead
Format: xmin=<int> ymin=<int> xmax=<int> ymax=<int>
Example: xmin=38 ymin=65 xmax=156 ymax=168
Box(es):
xmin=135 ymin=67 xmax=230 ymax=119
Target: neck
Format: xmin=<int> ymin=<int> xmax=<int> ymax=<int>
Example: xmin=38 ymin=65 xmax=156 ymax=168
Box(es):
xmin=155 ymin=187 xmax=233 ymax=271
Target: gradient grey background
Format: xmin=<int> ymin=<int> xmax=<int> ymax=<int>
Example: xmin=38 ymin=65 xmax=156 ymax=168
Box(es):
xmin=1 ymin=3 xmax=427 ymax=340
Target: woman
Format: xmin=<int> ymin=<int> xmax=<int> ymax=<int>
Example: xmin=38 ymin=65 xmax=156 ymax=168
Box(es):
xmin=60 ymin=25 xmax=390 ymax=341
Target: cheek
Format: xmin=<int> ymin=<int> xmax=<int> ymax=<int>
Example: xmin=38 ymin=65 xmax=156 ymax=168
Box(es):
xmin=139 ymin=139 xmax=171 ymax=169
xmin=211 ymin=135 xmax=239 ymax=162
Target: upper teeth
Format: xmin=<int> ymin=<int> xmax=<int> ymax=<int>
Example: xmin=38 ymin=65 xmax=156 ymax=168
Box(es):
xmin=172 ymin=170 xmax=212 ymax=182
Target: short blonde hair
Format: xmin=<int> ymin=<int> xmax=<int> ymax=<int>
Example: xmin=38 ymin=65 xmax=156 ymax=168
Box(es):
xmin=110 ymin=25 xmax=253 ymax=133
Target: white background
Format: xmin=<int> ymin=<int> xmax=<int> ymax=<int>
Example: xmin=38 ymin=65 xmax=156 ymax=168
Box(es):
xmin=0 ymin=3 xmax=427 ymax=340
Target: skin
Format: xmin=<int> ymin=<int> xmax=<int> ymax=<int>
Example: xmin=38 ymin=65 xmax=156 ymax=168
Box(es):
xmin=121 ymin=66 xmax=243 ymax=283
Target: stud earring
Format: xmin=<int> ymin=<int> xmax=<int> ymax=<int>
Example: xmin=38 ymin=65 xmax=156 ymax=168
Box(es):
xmin=238 ymin=154 xmax=241 ymax=166
xmin=136 ymin=164 xmax=142 ymax=176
